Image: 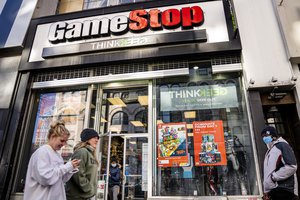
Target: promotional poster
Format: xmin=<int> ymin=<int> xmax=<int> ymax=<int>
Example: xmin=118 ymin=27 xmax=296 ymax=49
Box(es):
xmin=193 ymin=120 xmax=227 ymax=166
xmin=157 ymin=122 xmax=189 ymax=167
xmin=32 ymin=91 xmax=87 ymax=160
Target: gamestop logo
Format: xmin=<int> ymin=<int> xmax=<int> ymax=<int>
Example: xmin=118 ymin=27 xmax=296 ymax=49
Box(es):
xmin=48 ymin=6 xmax=204 ymax=44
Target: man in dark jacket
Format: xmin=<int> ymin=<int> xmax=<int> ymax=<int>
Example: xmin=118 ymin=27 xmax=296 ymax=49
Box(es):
xmin=109 ymin=156 xmax=121 ymax=200
xmin=261 ymin=126 xmax=298 ymax=200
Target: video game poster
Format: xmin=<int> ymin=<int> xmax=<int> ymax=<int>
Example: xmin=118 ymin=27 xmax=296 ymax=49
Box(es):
xmin=157 ymin=122 xmax=189 ymax=167
xmin=193 ymin=120 xmax=227 ymax=166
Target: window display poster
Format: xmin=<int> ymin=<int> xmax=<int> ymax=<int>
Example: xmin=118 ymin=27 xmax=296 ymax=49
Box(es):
xmin=32 ymin=91 xmax=87 ymax=161
xmin=157 ymin=122 xmax=189 ymax=167
xmin=193 ymin=120 xmax=227 ymax=166
xmin=33 ymin=93 xmax=56 ymax=149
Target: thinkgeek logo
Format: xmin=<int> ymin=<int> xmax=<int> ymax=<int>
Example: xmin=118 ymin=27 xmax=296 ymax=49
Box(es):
xmin=48 ymin=6 xmax=204 ymax=44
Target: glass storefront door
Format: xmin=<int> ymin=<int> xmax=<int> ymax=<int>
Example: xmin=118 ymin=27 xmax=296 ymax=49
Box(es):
xmin=122 ymin=136 xmax=148 ymax=200
xmin=95 ymin=82 xmax=149 ymax=200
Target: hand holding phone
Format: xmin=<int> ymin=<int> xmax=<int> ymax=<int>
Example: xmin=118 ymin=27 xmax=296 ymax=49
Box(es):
xmin=71 ymin=159 xmax=81 ymax=168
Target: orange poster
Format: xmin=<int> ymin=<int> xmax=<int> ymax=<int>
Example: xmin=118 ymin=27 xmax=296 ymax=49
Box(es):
xmin=157 ymin=122 xmax=189 ymax=167
xmin=193 ymin=120 xmax=227 ymax=166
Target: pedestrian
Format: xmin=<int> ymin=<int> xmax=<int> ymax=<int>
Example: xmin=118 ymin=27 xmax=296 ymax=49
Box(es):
xmin=261 ymin=126 xmax=298 ymax=200
xmin=66 ymin=128 xmax=100 ymax=200
xmin=109 ymin=156 xmax=121 ymax=200
xmin=24 ymin=121 xmax=81 ymax=200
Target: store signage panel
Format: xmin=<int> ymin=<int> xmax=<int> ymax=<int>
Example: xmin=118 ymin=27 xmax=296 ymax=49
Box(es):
xmin=160 ymin=85 xmax=239 ymax=111
xmin=42 ymin=29 xmax=206 ymax=58
xmin=47 ymin=6 xmax=203 ymax=43
xmin=29 ymin=1 xmax=229 ymax=62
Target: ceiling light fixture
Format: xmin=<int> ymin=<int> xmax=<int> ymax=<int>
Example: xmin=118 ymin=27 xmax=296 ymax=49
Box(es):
xmin=184 ymin=111 xmax=196 ymax=118
xmin=157 ymin=120 xmax=164 ymax=124
xmin=138 ymin=96 xmax=148 ymax=106
xmin=130 ymin=121 xmax=144 ymax=127
xmin=101 ymin=117 xmax=107 ymax=122
xmin=107 ymin=97 xmax=126 ymax=107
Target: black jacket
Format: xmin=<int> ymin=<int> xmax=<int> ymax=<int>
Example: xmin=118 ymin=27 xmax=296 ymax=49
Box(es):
xmin=109 ymin=165 xmax=121 ymax=187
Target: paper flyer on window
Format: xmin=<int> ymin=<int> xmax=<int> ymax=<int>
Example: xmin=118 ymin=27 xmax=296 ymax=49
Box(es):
xmin=193 ymin=120 xmax=227 ymax=166
xmin=157 ymin=122 xmax=189 ymax=167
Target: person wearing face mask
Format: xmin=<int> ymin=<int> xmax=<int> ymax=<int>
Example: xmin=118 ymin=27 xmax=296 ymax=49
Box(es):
xmin=261 ymin=126 xmax=298 ymax=200
xmin=108 ymin=156 xmax=121 ymax=200
xmin=66 ymin=128 xmax=100 ymax=200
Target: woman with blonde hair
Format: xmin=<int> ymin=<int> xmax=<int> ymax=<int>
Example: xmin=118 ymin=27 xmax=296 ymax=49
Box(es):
xmin=66 ymin=128 xmax=100 ymax=200
xmin=24 ymin=121 xmax=81 ymax=200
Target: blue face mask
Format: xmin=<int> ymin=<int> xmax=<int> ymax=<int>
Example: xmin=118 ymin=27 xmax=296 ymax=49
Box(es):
xmin=263 ymin=136 xmax=273 ymax=144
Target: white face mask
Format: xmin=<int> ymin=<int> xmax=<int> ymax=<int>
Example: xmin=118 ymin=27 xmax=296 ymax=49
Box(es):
xmin=111 ymin=163 xmax=117 ymax=167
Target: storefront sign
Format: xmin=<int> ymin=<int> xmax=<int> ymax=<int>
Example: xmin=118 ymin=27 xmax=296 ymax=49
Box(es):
xmin=48 ymin=6 xmax=204 ymax=43
xmin=193 ymin=120 xmax=227 ymax=166
xmin=157 ymin=122 xmax=189 ymax=167
xmin=160 ymin=85 xmax=238 ymax=111
xmin=29 ymin=2 xmax=229 ymax=62
xmin=43 ymin=29 xmax=206 ymax=58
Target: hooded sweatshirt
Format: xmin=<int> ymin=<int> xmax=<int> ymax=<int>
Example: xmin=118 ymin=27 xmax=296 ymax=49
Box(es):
xmin=263 ymin=137 xmax=298 ymax=196
xmin=66 ymin=145 xmax=98 ymax=200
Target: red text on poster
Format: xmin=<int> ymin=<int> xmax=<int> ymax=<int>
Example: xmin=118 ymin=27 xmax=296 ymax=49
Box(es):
xmin=193 ymin=120 xmax=227 ymax=166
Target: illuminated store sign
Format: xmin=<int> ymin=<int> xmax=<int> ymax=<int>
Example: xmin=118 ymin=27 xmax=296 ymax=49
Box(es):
xmin=160 ymin=85 xmax=239 ymax=111
xmin=29 ymin=2 xmax=229 ymax=62
xmin=48 ymin=6 xmax=204 ymax=44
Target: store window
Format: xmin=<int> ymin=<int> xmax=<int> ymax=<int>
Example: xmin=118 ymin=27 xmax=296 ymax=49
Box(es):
xmin=16 ymin=90 xmax=87 ymax=192
xmin=57 ymin=0 xmax=84 ymax=14
xmin=135 ymin=110 xmax=147 ymax=124
xmin=111 ymin=111 xmax=129 ymax=125
xmin=57 ymin=0 xmax=149 ymax=14
xmin=135 ymin=110 xmax=147 ymax=133
xmin=154 ymin=63 xmax=259 ymax=197
xmin=31 ymin=90 xmax=87 ymax=160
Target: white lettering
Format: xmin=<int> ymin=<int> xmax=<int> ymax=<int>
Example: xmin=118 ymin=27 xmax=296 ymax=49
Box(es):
xmin=65 ymin=22 xmax=82 ymax=40
xmin=48 ymin=22 xmax=66 ymax=43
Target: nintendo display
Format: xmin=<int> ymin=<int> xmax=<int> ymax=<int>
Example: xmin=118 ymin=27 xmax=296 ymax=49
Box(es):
xmin=157 ymin=123 xmax=189 ymax=167
xmin=199 ymin=134 xmax=221 ymax=164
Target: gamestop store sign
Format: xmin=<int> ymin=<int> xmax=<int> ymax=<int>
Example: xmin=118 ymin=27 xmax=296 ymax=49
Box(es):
xmin=29 ymin=1 xmax=229 ymax=62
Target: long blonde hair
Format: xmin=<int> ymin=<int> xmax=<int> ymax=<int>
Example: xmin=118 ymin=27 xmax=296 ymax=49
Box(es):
xmin=47 ymin=120 xmax=70 ymax=140
xmin=74 ymin=141 xmax=99 ymax=165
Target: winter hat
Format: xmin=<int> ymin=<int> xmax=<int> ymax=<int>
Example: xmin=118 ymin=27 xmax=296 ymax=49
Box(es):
xmin=261 ymin=126 xmax=278 ymax=137
xmin=80 ymin=128 xmax=99 ymax=142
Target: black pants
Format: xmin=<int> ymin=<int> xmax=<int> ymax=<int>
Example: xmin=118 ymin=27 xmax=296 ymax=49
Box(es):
xmin=269 ymin=188 xmax=296 ymax=200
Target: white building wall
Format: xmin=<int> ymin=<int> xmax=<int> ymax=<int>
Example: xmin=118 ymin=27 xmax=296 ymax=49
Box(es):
xmin=272 ymin=0 xmax=300 ymax=62
xmin=272 ymin=0 xmax=300 ymax=114
xmin=233 ymin=0 xmax=294 ymax=88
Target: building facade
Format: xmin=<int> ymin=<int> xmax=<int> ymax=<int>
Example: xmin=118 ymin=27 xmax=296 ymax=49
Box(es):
xmin=0 ymin=0 xmax=38 ymax=199
xmin=1 ymin=0 xmax=300 ymax=200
